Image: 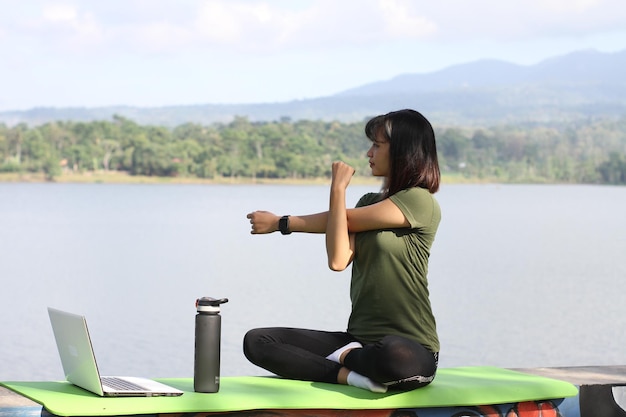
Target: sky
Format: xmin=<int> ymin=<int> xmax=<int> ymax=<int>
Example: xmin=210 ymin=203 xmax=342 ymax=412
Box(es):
xmin=1 ymin=0 xmax=625 ymax=111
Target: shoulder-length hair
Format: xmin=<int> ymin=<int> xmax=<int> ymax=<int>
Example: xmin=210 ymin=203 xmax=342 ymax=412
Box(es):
xmin=365 ymin=109 xmax=440 ymax=196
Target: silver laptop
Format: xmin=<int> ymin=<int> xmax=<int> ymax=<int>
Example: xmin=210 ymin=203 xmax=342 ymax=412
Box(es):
xmin=48 ymin=307 xmax=183 ymax=397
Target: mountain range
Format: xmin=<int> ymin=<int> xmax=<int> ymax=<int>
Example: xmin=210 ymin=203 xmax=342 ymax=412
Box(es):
xmin=2 ymin=48 xmax=625 ymax=127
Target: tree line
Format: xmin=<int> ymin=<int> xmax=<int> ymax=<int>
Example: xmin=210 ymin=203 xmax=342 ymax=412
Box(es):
xmin=1 ymin=115 xmax=625 ymax=185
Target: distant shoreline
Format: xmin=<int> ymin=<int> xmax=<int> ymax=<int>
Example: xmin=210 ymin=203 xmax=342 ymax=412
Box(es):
xmin=0 ymin=171 xmax=477 ymax=185
xmin=0 ymin=171 xmax=375 ymax=185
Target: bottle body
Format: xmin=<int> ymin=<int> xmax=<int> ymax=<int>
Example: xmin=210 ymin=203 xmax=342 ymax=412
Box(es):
xmin=194 ymin=311 xmax=221 ymax=392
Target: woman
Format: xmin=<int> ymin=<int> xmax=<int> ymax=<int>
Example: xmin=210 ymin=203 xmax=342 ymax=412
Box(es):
xmin=244 ymin=109 xmax=441 ymax=393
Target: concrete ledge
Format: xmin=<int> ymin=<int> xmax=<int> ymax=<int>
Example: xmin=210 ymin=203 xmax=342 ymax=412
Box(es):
xmin=514 ymin=365 xmax=626 ymax=386
xmin=515 ymin=366 xmax=626 ymax=417
xmin=0 ymin=385 xmax=43 ymax=416
xmin=0 ymin=386 xmax=40 ymax=407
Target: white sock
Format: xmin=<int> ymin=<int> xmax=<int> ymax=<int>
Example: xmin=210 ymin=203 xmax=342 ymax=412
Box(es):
xmin=325 ymin=341 xmax=362 ymax=363
xmin=346 ymin=371 xmax=387 ymax=393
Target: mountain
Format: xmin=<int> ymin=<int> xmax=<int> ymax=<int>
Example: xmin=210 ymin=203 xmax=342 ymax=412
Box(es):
xmin=2 ymin=49 xmax=625 ymax=127
xmin=338 ymin=49 xmax=626 ymax=95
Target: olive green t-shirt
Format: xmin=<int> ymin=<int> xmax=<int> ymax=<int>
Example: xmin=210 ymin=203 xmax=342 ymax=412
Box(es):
xmin=347 ymin=187 xmax=441 ymax=352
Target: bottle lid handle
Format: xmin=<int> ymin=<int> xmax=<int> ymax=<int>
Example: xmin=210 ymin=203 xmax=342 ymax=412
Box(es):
xmin=196 ymin=297 xmax=229 ymax=312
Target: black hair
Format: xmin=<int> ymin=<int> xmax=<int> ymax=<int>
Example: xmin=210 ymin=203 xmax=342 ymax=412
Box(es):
xmin=365 ymin=109 xmax=440 ymax=196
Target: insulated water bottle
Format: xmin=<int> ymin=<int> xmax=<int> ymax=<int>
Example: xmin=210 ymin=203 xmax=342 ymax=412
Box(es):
xmin=194 ymin=296 xmax=228 ymax=393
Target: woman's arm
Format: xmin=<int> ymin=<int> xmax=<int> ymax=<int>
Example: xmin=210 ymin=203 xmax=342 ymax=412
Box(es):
xmin=346 ymin=197 xmax=410 ymax=232
xmin=247 ymin=188 xmax=410 ymax=236
xmin=325 ymin=162 xmax=355 ymax=271
xmin=246 ymin=211 xmax=328 ymax=234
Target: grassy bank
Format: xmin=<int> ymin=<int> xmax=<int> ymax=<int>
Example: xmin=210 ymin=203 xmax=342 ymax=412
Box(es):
xmin=0 ymin=171 xmax=374 ymax=185
xmin=0 ymin=171 xmax=481 ymax=185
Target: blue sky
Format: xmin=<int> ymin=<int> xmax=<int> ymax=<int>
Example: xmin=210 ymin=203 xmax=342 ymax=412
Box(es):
xmin=1 ymin=0 xmax=625 ymax=111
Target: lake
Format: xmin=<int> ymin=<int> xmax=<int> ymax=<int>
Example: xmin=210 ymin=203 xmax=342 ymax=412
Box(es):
xmin=0 ymin=182 xmax=625 ymax=381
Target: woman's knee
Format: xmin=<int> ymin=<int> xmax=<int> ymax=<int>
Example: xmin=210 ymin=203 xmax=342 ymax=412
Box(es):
xmin=376 ymin=335 xmax=438 ymax=389
xmin=243 ymin=328 xmax=273 ymax=362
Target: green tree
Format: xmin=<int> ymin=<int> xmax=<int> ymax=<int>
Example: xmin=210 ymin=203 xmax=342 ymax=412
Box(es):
xmin=598 ymin=152 xmax=626 ymax=185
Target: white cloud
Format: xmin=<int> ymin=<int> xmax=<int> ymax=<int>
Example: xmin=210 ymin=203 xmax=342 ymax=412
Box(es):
xmin=41 ymin=4 xmax=77 ymax=22
xmin=17 ymin=3 xmax=105 ymax=50
xmin=25 ymin=1 xmax=440 ymax=54
xmin=1 ymin=0 xmax=625 ymax=110
xmin=189 ymin=0 xmax=438 ymax=51
xmin=41 ymin=4 xmax=100 ymax=38
xmin=191 ymin=1 xmax=335 ymax=51
xmin=378 ymin=0 xmax=438 ymax=38
xmin=538 ymin=0 xmax=601 ymax=13
xmin=131 ymin=21 xmax=193 ymax=52
xmin=7 ymin=0 xmax=625 ymax=56
xmin=194 ymin=1 xmax=245 ymax=43
xmin=424 ymin=0 xmax=626 ymax=40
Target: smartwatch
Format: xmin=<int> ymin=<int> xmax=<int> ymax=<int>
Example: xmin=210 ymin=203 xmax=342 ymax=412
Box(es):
xmin=279 ymin=215 xmax=292 ymax=235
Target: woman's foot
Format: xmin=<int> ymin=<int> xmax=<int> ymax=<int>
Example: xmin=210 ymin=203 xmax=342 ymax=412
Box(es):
xmin=346 ymin=370 xmax=387 ymax=393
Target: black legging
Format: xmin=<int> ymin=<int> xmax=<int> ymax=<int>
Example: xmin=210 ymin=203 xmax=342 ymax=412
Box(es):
xmin=243 ymin=327 xmax=438 ymax=391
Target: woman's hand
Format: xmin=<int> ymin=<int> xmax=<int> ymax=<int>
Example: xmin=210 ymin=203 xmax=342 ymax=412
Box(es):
xmin=247 ymin=211 xmax=280 ymax=234
xmin=331 ymin=161 xmax=355 ymax=190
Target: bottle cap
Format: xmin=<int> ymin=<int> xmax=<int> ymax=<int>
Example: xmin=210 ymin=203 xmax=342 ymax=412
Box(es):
xmin=196 ymin=297 xmax=229 ymax=313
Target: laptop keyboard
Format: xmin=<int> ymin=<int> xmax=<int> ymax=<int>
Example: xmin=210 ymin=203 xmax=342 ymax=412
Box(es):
xmin=101 ymin=377 xmax=147 ymax=391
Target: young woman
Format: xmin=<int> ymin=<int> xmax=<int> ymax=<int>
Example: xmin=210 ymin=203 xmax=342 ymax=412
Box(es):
xmin=244 ymin=109 xmax=441 ymax=393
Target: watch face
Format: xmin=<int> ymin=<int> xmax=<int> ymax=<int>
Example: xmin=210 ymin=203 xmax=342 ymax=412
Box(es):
xmin=279 ymin=216 xmax=291 ymax=234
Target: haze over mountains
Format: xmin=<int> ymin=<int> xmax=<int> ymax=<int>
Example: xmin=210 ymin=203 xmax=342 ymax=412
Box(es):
xmin=2 ymin=48 xmax=625 ymax=127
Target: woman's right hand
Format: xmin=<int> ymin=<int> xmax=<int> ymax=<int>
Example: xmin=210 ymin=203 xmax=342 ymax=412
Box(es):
xmin=247 ymin=211 xmax=280 ymax=234
xmin=331 ymin=161 xmax=355 ymax=190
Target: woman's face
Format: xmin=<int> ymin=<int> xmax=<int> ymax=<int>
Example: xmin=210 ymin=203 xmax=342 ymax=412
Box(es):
xmin=367 ymin=131 xmax=390 ymax=177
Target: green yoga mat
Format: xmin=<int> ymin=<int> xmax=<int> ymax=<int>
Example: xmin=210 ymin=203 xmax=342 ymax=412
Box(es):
xmin=1 ymin=367 xmax=578 ymax=417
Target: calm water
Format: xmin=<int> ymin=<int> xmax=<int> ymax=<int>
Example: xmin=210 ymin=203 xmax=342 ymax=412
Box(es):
xmin=0 ymin=182 xmax=625 ymax=381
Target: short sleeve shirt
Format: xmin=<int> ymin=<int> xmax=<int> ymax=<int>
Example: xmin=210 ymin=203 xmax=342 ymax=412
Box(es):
xmin=347 ymin=187 xmax=441 ymax=352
